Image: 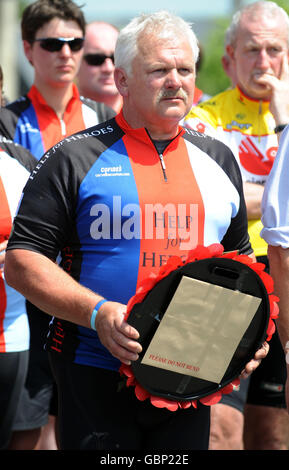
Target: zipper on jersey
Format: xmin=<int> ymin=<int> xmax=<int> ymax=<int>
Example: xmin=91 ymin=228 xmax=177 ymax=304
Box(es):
xmin=145 ymin=128 xmax=182 ymax=183
xmin=159 ymin=153 xmax=168 ymax=182
xmin=258 ymin=100 xmax=262 ymax=143
xmin=60 ymin=118 xmax=66 ymax=136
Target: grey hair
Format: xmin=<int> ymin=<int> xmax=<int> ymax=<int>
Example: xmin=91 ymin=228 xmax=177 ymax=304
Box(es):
xmin=225 ymin=1 xmax=289 ymax=48
xmin=114 ymin=10 xmax=199 ymax=75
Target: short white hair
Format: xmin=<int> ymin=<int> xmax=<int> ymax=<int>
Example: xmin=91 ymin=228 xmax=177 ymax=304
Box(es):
xmin=225 ymin=1 xmax=289 ymax=48
xmin=115 ymin=10 xmax=199 ymax=75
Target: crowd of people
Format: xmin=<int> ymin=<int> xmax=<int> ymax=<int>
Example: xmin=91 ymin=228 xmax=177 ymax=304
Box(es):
xmin=0 ymin=0 xmax=289 ymax=451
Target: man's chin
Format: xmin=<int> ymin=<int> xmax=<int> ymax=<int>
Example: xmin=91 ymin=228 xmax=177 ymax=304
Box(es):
xmin=248 ymin=83 xmax=272 ymax=100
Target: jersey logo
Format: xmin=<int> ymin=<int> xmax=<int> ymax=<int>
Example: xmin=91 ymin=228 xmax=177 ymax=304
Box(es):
xmin=19 ymin=122 xmax=39 ymax=134
xmin=239 ymin=137 xmax=276 ymax=175
xmin=95 ymin=165 xmax=130 ymax=178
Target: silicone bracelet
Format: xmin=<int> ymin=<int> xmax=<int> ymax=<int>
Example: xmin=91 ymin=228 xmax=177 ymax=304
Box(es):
xmin=90 ymin=299 xmax=107 ymax=331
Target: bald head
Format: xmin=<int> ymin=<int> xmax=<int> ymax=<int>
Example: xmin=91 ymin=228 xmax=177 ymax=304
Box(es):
xmin=84 ymin=21 xmax=119 ymax=52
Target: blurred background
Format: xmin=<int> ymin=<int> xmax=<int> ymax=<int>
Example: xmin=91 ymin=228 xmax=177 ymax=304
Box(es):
xmin=0 ymin=0 xmax=288 ymax=102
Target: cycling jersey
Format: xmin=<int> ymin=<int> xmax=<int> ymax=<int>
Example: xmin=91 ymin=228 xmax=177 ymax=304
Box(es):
xmin=184 ymin=86 xmax=279 ymax=257
xmin=6 ymin=84 xmax=115 ymax=160
xmin=7 ymin=111 xmax=251 ymax=369
xmin=0 ymin=138 xmax=36 ymax=352
xmin=261 ymin=124 xmax=289 ymax=248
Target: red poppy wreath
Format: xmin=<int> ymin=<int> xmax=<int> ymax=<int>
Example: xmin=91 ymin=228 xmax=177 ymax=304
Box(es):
xmin=119 ymin=243 xmax=279 ymax=412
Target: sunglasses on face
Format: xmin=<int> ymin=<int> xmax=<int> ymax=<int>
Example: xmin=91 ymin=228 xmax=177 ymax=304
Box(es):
xmin=32 ymin=37 xmax=84 ymax=52
xmin=83 ymin=53 xmax=114 ymax=66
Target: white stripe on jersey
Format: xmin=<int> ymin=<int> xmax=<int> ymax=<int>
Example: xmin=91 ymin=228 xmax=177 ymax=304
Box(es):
xmin=184 ymin=140 xmax=240 ymax=247
xmin=81 ymin=103 xmax=102 ymax=129
xmin=0 ymin=150 xmax=30 ymax=352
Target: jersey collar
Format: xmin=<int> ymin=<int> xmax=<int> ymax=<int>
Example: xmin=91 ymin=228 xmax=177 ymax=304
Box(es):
xmin=115 ymin=109 xmax=185 ymax=149
xmin=236 ymin=85 xmax=270 ymax=108
xmin=27 ymin=83 xmax=80 ymax=110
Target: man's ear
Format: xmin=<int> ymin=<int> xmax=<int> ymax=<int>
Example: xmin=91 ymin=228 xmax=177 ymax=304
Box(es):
xmin=23 ymin=40 xmax=34 ymax=66
xmin=114 ymin=68 xmax=129 ymax=97
xmin=226 ymin=44 xmax=235 ymax=62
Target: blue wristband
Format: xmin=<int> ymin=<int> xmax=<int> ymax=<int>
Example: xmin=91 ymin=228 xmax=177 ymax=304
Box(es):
xmin=90 ymin=299 xmax=107 ymax=331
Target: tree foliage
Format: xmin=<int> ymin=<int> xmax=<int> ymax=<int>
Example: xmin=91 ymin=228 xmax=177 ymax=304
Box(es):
xmin=196 ymin=18 xmax=231 ymax=97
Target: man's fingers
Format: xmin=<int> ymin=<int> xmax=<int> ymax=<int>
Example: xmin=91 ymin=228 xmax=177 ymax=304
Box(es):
xmin=254 ymin=341 xmax=269 ymax=360
xmin=117 ymin=319 xmax=140 ymax=340
xmin=111 ymin=327 xmax=142 ymax=354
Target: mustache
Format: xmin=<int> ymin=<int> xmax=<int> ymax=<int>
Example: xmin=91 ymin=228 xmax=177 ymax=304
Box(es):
xmin=157 ymin=88 xmax=188 ymax=101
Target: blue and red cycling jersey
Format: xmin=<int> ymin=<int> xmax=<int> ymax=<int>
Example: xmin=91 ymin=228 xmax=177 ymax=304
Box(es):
xmin=6 ymin=84 xmax=115 ymax=160
xmin=0 ymin=137 xmax=36 ymax=352
xmin=7 ymin=111 xmax=252 ymax=370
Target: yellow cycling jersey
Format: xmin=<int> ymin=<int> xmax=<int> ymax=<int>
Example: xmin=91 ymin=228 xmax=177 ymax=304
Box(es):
xmin=184 ymin=86 xmax=279 ymax=258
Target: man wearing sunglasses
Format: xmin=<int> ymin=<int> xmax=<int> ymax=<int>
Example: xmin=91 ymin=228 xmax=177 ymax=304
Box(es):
xmin=77 ymin=21 xmax=123 ymax=114
xmin=6 ymin=0 xmax=115 ymax=160
xmin=3 ymin=0 xmax=115 ymax=452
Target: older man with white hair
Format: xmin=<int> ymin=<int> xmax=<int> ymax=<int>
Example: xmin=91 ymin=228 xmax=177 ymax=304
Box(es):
xmin=5 ymin=10 xmax=268 ymax=450
xmin=185 ymin=0 xmax=289 ymax=450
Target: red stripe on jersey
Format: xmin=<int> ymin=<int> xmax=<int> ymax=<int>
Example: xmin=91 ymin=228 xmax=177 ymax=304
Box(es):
xmin=0 ymin=176 xmax=11 ymax=352
xmin=27 ymin=84 xmax=86 ymax=152
xmin=0 ymin=176 xmax=12 ymax=243
xmin=122 ymin=131 xmax=205 ymax=289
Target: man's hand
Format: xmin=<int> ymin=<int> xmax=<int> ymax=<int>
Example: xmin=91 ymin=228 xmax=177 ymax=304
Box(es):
xmin=255 ymin=54 xmax=289 ymax=125
xmin=95 ymin=301 xmax=142 ymax=365
xmin=240 ymin=341 xmax=269 ymax=380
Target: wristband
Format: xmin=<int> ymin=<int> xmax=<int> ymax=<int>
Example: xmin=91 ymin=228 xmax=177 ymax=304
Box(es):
xmin=274 ymin=124 xmax=288 ymax=134
xmin=90 ymin=299 xmax=107 ymax=331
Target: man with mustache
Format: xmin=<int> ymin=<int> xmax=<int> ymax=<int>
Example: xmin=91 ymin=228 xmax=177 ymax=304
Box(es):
xmin=185 ymin=0 xmax=289 ymax=451
xmin=4 ymin=11 xmax=268 ymax=450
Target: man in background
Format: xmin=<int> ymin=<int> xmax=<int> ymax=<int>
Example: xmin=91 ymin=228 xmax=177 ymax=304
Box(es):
xmin=77 ymin=21 xmax=122 ymax=113
xmin=184 ymin=0 xmax=289 ymax=450
xmin=5 ymin=0 xmax=115 ymax=450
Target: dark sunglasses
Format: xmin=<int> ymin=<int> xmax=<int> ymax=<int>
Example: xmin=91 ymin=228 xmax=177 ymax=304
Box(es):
xmin=33 ymin=37 xmax=84 ymax=52
xmin=83 ymin=53 xmax=114 ymax=66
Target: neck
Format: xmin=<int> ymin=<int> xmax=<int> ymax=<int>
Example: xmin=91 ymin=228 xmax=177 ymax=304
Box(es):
xmin=122 ymin=105 xmax=180 ymax=140
xmin=33 ymin=80 xmax=75 ymax=118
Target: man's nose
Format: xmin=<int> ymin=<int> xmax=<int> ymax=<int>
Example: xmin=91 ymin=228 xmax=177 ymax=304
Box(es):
xmin=59 ymin=43 xmax=73 ymax=57
xmin=101 ymin=57 xmax=115 ymax=72
xmin=165 ymin=69 xmax=182 ymax=88
xmin=255 ymin=49 xmax=271 ymax=69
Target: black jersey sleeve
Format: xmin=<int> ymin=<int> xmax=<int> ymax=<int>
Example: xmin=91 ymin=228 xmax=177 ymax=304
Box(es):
xmin=7 ymin=118 xmax=122 ymax=261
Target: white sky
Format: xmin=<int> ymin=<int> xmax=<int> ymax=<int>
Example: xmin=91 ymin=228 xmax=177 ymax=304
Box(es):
xmin=82 ymin=0 xmax=256 ymax=24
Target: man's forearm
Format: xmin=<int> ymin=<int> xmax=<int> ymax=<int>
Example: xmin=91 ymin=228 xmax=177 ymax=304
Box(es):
xmin=267 ymin=245 xmax=289 ymax=350
xmin=4 ymin=248 xmax=142 ymax=364
xmin=243 ymin=181 xmax=264 ymax=220
xmin=4 ymin=249 xmax=102 ymax=329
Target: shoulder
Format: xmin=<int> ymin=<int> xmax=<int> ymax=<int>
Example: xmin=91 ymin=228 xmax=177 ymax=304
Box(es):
xmin=186 ymin=88 xmax=234 ymax=120
xmin=0 ymin=137 xmax=37 ymax=172
xmin=6 ymin=95 xmax=31 ymax=117
xmin=80 ymin=96 xmax=116 ymax=121
xmin=182 ymin=127 xmax=242 ymax=189
xmin=29 ymin=117 xmax=124 ymax=182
